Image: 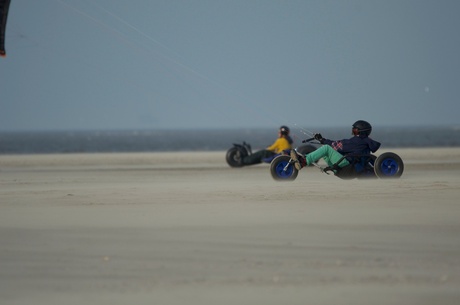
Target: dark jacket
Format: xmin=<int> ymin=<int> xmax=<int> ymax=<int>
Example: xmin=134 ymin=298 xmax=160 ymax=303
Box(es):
xmin=322 ymin=135 xmax=381 ymax=158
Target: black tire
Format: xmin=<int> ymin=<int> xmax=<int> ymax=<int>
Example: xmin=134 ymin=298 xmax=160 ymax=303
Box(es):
xmin=270 ymin=155 xmax=298 ymax=181
xmin=226 ymin=147 xmax=246 ymax=167
xmin=374 ymin=152 xmax=404 ymax=178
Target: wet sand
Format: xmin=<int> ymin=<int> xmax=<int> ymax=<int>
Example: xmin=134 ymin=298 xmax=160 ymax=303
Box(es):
xmin=1 ymin=148 xmax=460 ymax=305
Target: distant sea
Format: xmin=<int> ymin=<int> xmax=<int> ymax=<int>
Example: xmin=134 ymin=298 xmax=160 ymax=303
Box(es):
xmin=1 ymin=126 xmax=459 ymax=154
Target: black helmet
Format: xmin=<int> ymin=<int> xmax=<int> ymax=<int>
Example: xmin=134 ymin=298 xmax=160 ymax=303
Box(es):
xmin=352 ymin=120 xmax=372 ymax=136
xmin=279 ymin=125 xmax=290 ymax=136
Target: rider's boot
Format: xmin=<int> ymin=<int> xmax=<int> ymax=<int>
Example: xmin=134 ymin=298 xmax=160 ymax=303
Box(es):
xmin=290 ymin=150 xmax=306 ymax=170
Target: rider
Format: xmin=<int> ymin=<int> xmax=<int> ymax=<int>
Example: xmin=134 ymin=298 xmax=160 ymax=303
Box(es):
xmin=291 ymin=120 xmax=381 ymax=173
xmin=242 ymin=125 xmax=293 ymax=165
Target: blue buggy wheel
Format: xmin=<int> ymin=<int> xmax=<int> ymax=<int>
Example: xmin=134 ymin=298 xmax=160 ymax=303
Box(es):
xmin=374 ymin=152 xmax=404 ymax=178
xmin=270 ymin=155 xmax=298 ymax=181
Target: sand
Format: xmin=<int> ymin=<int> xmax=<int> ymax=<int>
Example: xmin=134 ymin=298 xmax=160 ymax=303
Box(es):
xmin=1 ymin=148 xmax=460 ymax=305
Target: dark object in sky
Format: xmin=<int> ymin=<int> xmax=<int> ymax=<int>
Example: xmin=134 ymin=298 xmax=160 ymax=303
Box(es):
xmin=0 ymin=0 xmax=11 ymax=57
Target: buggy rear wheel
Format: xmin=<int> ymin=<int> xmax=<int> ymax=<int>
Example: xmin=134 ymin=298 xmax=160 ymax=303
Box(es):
xmin=374 ymin=152 xmax=404 ymax=178
xmin=226 ymin=147 xmax=246 ymax=167
xmin=270 ymin=155 xmax=298 ymax=181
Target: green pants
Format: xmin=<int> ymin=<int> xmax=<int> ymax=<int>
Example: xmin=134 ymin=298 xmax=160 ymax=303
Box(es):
xmin=305 ymin=145 xmax=350 ymax=167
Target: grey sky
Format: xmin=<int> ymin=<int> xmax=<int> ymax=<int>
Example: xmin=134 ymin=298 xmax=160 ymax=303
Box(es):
xmin=1 ymin=0 xmax=459 ymax=131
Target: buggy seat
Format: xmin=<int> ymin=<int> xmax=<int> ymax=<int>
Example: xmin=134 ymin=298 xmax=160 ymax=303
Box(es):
xmin=323 ymin=151 xmax=376 ymax=179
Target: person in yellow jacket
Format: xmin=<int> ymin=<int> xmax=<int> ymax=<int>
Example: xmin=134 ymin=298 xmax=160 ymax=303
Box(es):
xmin=241 ymin=126 xmax=293 ymax=165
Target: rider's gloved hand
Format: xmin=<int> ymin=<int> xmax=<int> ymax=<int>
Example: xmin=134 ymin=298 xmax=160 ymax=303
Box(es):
xmin=313 ymin=133 xmax=323 ymax=143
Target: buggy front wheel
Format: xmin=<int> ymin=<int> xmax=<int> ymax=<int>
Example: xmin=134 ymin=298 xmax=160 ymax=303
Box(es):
xmin=374 ymin=152 xmax=404 ymax=178
xmin=270 ymin=155 xmax=298 ymax=181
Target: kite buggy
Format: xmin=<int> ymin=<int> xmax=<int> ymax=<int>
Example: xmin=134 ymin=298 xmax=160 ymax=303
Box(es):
xmin=226 ymin=141 xmax=317 ymax=168
xmin=270 ymin=121 xmax=404 ymax=181
xmin=270 ymin=138 xmax=404 ymax=181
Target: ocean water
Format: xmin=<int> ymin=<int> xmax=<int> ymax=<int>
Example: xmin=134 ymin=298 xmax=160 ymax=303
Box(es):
xmin=0 ymin=126 xmax=459 ymax=154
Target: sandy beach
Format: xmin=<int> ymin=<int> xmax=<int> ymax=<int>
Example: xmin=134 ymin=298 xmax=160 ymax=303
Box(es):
xmin=1 ymin=148 xmax=460 ymax=305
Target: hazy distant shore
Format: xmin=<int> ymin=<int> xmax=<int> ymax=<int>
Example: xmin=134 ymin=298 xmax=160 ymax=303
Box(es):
xmin=1 ymin=126 xmax=460 ymax=154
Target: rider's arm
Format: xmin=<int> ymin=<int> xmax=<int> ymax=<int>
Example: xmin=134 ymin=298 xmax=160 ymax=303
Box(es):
xmin=266 ymin=138 xmax=281 ymax=152
xmin=266 ymin=138 xmax=290 ymax=153
xmin=322 ymin=138 xmax=346 ymax=153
